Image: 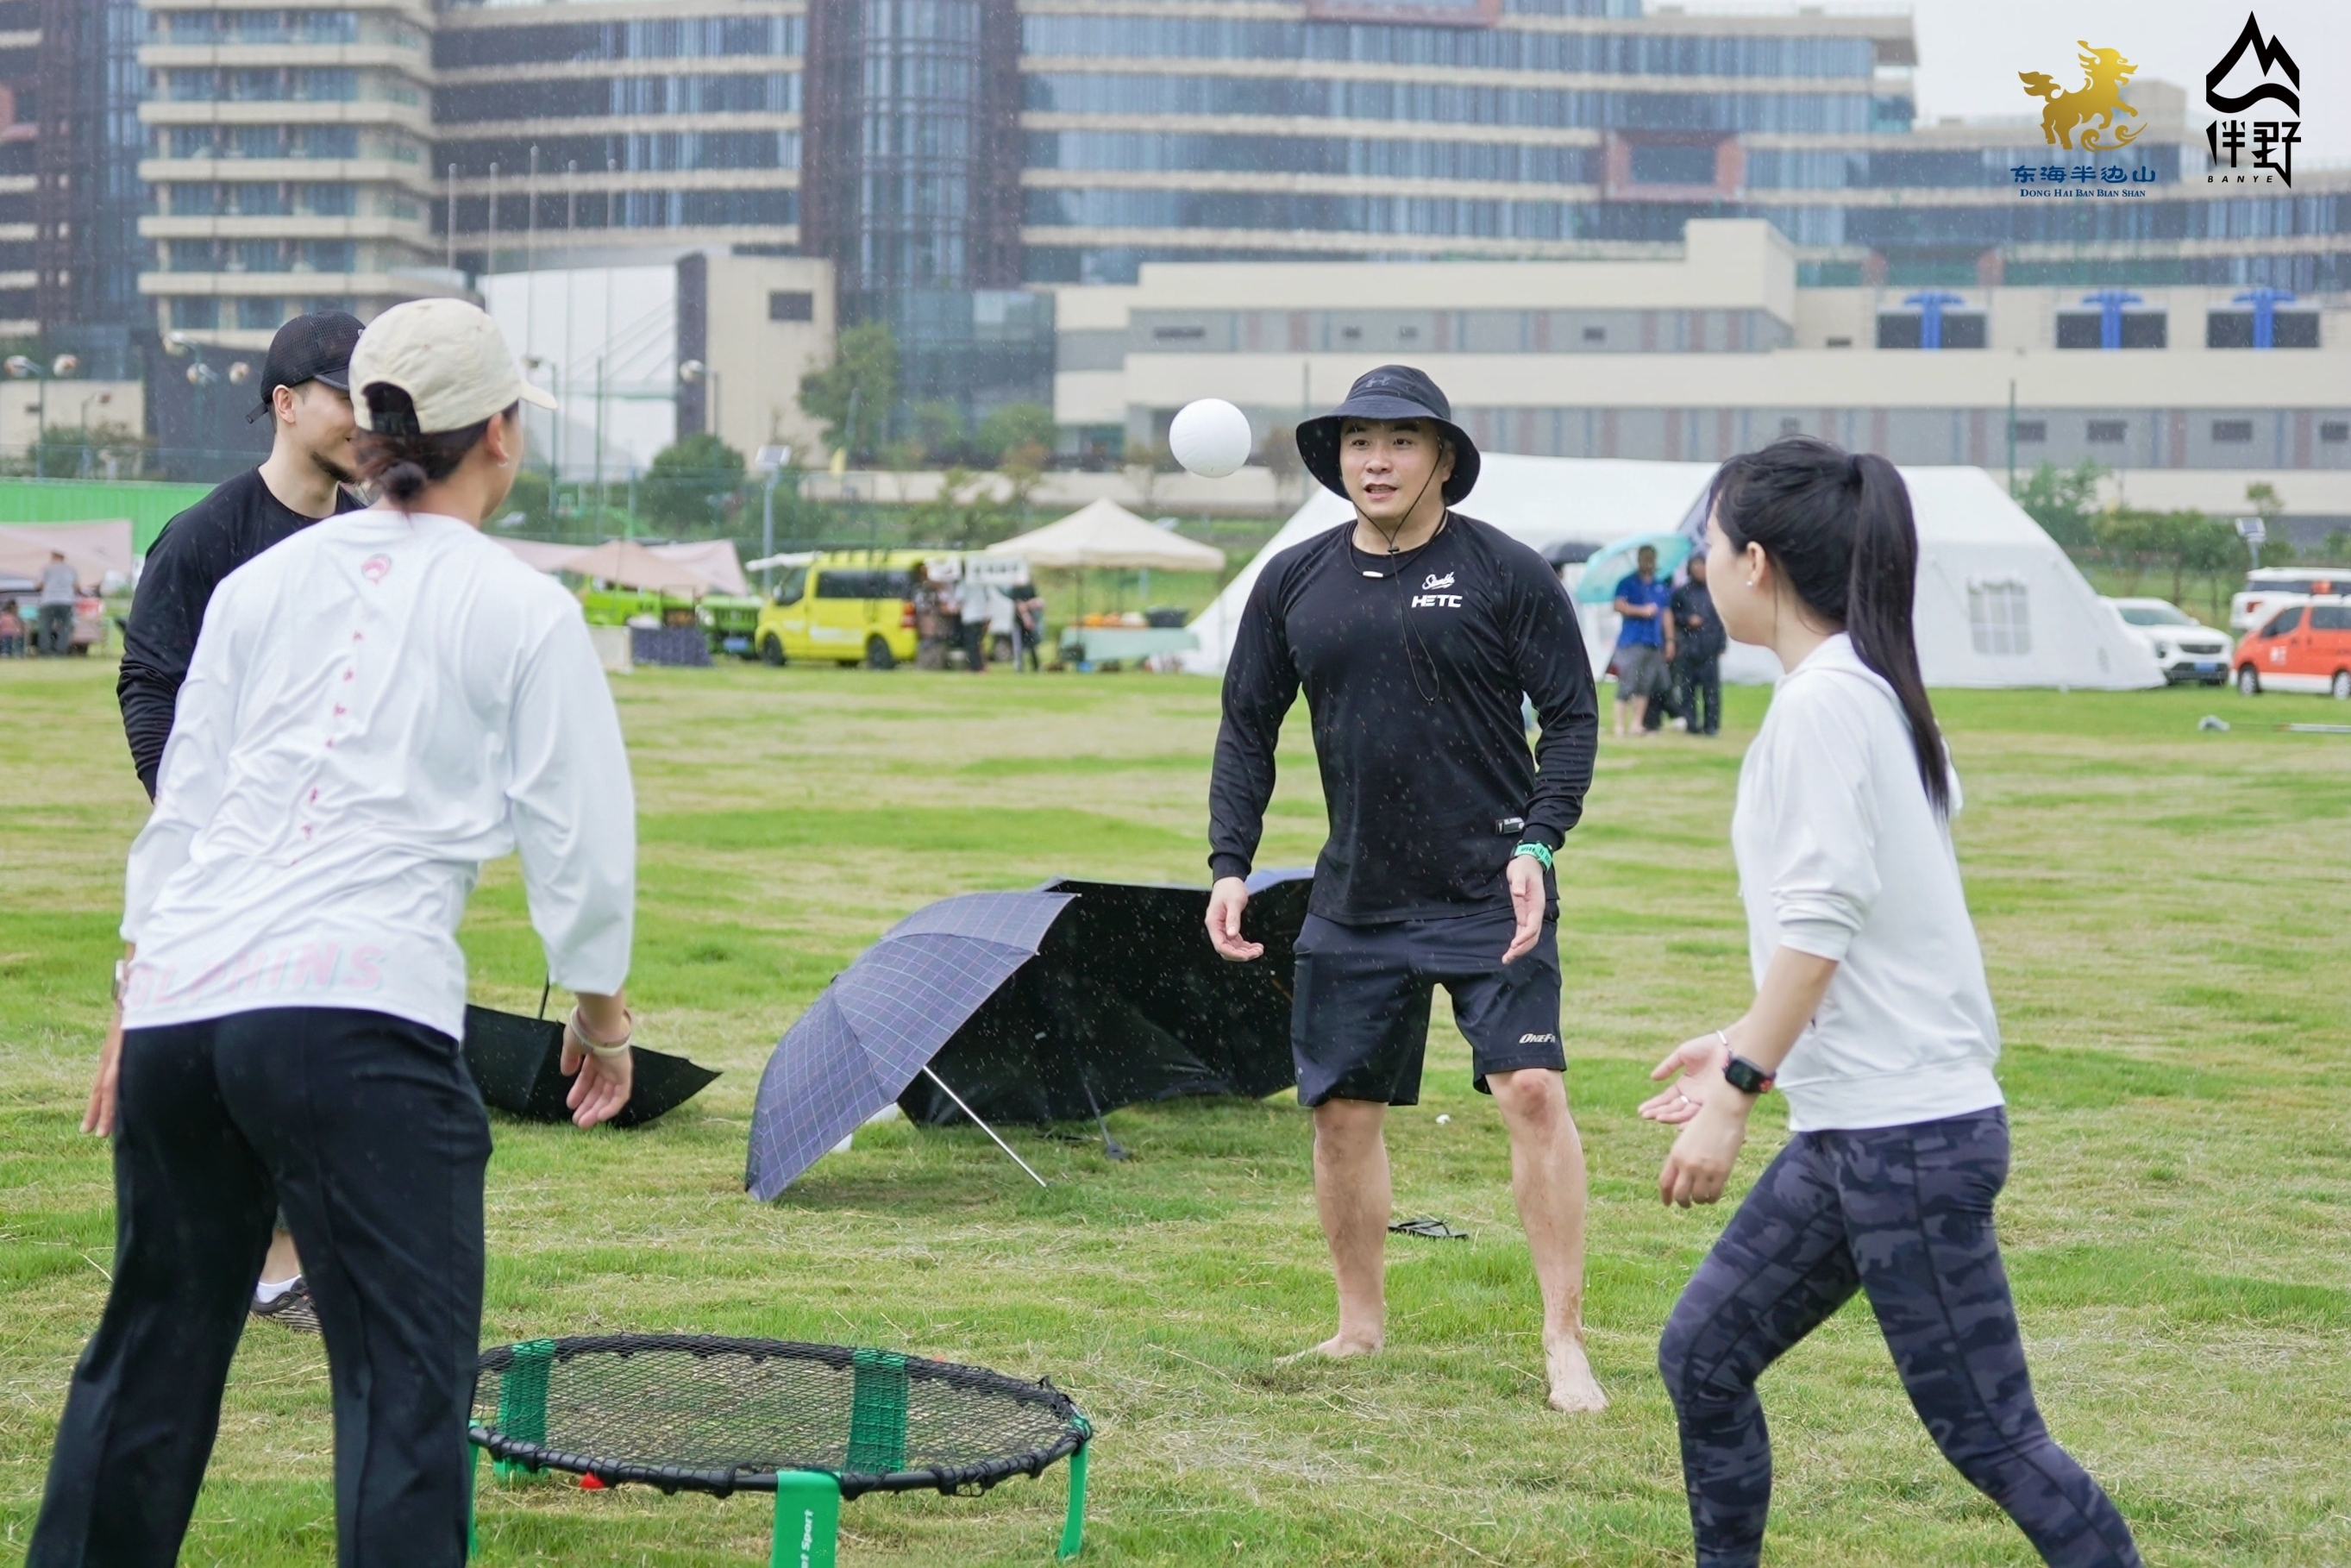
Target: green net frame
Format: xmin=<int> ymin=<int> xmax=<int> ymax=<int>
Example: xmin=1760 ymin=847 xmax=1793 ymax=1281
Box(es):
xmin=467 ymin=1334 xmax=1091 ymax=1565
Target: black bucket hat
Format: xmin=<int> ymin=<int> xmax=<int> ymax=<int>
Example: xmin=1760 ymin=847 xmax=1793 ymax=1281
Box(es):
xmin=1295 ymin=364 xmax=1480 ymax=505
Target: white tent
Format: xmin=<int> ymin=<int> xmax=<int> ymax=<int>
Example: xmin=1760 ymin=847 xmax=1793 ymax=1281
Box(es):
xmin=1718 ymin=465 xmax=2160 ymax=690
xmin=1184 ymin=455 xmax=2160 ymax=690
xmin=989 ymin=498 xmax=1226 ymax=572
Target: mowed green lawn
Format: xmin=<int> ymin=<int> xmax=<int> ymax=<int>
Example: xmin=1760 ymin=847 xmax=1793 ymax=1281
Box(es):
xmin=3 ymin=656 xmax=2348 ymax=1567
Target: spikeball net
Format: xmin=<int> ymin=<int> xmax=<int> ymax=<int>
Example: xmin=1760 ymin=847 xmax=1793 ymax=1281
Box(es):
xmin=468 ymin=1334 xmax=1092 ymax=1565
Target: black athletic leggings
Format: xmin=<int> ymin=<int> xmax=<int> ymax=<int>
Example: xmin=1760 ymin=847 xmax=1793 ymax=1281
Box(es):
xmin=32 ymin=1007 xmax=489 ymax=1568
xmin=1658 ymin=1108 xmax=2141 ymax=1568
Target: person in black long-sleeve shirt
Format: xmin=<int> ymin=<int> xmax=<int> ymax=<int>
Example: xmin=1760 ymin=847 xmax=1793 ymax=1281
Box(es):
xmin=1203 ymin=366 xmax=1607 ymax=1413
xmin=113 ymin=310 xmax=363 ymax=1331
xmin=119 ymin=312 xmax=365 ymax=797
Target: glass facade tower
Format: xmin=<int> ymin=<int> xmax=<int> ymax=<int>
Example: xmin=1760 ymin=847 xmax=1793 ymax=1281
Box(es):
xmin=127 ymin=0 xmax=2347 ymax=425
xmin=801 ymin=0 xmax=1034 ymax=417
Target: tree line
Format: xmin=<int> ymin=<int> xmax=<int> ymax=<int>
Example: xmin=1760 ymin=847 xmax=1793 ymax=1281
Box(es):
xmin=2013 ymin=460 xmax=2349 ymax=620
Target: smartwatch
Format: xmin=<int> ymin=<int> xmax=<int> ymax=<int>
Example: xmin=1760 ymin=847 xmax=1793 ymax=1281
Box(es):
xmin=1722 ymin=1054 xmax=1776 ymax=1096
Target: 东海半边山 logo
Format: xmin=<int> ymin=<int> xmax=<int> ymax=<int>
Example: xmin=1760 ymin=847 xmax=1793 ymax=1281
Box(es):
xmin=2204 ymin=13 xmax=2298 ymax=186
xmin=2018 ymin=42 xmax=2141 ymax=151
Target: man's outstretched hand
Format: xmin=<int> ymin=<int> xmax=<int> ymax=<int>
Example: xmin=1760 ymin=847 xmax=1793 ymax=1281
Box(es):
xmin=1206 ymin=875 xmax=1263 ymax=962
xmin=1502 ymin=853 xmax=1545 ymax=963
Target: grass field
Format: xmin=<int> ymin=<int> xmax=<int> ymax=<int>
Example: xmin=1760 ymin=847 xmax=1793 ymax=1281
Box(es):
xmin=3 ymin=656 xmax=2348 ymax=1566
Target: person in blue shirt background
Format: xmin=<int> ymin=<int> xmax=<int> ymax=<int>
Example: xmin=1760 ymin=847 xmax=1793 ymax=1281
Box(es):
xmin=1611 ymin=544 xmax=1675 ymax=737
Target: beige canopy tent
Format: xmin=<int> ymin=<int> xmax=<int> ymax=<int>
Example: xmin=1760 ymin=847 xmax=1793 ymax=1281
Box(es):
xmin=647 ymin=539 xmax=748 ymax=595
xmin=561 ymin=539 xmax=715 ymax=594
xmin=492 ymin=537 xmax=747 ymax=595
xmin=493 ymin=538 xmax=589 ymax=574
xmin=0 ymin=520 xmax=135 ymax=588
xmin=987 ymin=499 xmax=1226 ymax=573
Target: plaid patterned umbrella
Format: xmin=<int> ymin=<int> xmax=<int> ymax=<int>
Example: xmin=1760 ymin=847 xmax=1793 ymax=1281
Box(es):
xmin=746 ymin=891 xmax=1075 ymax=1201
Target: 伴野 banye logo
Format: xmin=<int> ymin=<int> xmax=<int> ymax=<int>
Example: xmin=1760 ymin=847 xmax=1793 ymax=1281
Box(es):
xmin=2019 ymin=41 xmax=2143 ymax=152
xmin=2204 ymin=12 xmax=2300 ymax=185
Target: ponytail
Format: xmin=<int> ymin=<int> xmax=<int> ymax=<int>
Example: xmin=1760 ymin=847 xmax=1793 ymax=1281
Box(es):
xmin=1708 ymin=437 xmax=1950 ymax=815
xmin=354 ymin=385 xmax=510 ymax=508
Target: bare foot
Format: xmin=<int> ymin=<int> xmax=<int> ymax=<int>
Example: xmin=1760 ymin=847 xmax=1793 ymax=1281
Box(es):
xmin=1280 ymin=1331 xmax=1382 ymax=1364
xmin=1545 ymin=1333 xmax=1608 ymax=1413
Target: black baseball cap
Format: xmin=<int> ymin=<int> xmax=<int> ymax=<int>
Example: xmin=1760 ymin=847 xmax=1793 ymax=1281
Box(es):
xmin=1295 ymin=364 xmax=1481 ymax=505
xmin=248 ymin=310 xmax=364 ymax=422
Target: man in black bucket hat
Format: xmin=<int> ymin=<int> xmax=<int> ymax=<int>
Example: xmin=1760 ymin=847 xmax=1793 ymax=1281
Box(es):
xmin=1204 ymin=366 xmax=1607 ymax=1412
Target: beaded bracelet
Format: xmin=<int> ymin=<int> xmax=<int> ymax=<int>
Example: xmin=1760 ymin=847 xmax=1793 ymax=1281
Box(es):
xmin=568 ymin=1006 xmax=634 ymax=1060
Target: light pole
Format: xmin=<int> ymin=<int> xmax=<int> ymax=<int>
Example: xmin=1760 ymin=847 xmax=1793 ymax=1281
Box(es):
xmin=523 ymin=354 xmax=561 ymax=524
xmin=162 ymin=334 xmax=252 ymax=478
xmin=754 ymin=444 xmax=791 ymax=580
xmin=679 ymin=358 xmax=718 ymax=446
xmin=6 ymin=352 xmax=78 ymax=478
xmin=2006 ymin=377 xmax=2017 ymax=495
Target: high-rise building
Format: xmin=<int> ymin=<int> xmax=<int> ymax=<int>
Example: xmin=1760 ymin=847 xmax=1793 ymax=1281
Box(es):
xmin=430 ymin=1 xmax=803 ymax=272
xmin=0 ymin=0 xmax=148 ymax=370
xmin=134 ymin=0 xmax=455 ymax=473
xmin=136 ymin=0 xmax=450 ymax=349
xmin=129 ymin=0 xmax=2349 ymax=446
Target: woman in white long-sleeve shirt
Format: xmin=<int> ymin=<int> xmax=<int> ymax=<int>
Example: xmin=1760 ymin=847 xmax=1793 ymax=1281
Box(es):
xmin=33 ymin=298 xmax=637 ymax=1568
xmin=1641 ymin=439 xmax=2140 ymax=1568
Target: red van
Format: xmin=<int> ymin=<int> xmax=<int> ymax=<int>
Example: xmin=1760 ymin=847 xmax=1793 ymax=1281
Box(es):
xmin=2234 ymin=596 xmax=2351 ymax=699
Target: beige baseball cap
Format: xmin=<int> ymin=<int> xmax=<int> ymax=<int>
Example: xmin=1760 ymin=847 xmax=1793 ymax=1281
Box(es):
xmin=348 ymin=297 xmax=557 ymax=434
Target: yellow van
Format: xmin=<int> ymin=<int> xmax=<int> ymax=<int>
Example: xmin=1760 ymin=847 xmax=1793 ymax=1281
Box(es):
xmin=753 ymin=550 xmax=923 ymax=668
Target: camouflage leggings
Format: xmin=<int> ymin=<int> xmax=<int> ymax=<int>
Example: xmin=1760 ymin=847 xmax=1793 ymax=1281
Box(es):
xmin=1658 ymin=1108 xmax=2141 ymax=1568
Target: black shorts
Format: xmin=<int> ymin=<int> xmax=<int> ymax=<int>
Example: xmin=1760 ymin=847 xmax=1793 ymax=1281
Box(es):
xmin=1289 ymin=905 xmax=1565 ymax=1107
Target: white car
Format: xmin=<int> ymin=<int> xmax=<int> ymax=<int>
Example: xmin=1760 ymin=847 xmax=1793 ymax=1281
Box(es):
xmin=2230 ymin=566 xmax=2348 ymax=633
xmin=2103 ymin=598 xmax=2233 ymax=685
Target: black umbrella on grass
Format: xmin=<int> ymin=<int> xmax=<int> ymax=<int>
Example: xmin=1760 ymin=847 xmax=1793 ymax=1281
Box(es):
xmin=462 ymin=1005 xmax=720 ymax=1130
xmin=744 ymin=872 xmax=1310 ymax=1200
xmin=896 ymin=870 xmax=1309 ymax=1128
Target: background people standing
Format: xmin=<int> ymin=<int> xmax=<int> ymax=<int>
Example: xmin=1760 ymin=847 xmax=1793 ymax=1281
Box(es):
xmin=1611 ymin=544 xmax=1673 ymax=736
xmin=36 ymin=549 xmax=78 ymax=655
xmin=959 ymin=570 xmax=994 ymax=672
xmin=1669 ymin=551 xmax=1727 ymax=736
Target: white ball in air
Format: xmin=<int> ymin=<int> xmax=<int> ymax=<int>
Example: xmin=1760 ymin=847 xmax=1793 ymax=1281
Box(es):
xmin=1169 ymin=398 xmax=1253 ymax=478
xmin=1435 ymin=1113 xmax=1451 ymax=1126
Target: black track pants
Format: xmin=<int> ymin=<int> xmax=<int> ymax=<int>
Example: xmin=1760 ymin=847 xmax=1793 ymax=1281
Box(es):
xmin=31 ymin=1007 xmax=490 ymax=1568
xmin=1657 ymin=1108 xmax=2141 ymax=1568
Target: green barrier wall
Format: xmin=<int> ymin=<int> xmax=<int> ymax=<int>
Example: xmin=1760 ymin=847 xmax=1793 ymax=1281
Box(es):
xmin=0 ymin=480 xmax=218 ymax=552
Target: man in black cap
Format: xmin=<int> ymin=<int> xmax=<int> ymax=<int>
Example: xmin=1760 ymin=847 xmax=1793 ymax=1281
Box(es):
xmin=112 ymin=309 xmax=365 ymax=1330
xmin=1204 ymin=365 xmax=1607 ymax=1412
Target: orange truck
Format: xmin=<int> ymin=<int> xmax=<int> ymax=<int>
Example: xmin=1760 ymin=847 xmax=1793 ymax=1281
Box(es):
xmin=2233 ymin=596 xmax=2351 ymax=700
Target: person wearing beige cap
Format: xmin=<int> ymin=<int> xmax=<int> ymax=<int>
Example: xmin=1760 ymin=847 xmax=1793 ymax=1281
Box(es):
xmin=34 ymin=298 xmax=633 ymax=1568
